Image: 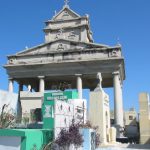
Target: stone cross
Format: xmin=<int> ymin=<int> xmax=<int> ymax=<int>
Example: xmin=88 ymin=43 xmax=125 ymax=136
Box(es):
xmin=97 ymin=72 xmax=102 ymax=86
xmin=94 ymin=72 xmax=103 ymax=91
xmin=64 ymin=0 xmax=69 ymax=6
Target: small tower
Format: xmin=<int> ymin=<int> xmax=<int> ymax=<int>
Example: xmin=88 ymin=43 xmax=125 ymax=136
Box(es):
xmin=43 ymin=2 xmax=93 ymax=43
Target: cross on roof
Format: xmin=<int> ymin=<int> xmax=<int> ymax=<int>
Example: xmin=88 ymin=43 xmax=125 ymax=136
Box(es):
xmin=64 ymin=0 xmax=69 ymax=6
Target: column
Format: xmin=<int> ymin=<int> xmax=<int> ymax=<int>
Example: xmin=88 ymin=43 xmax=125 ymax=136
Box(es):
xmin=113 ymin=71 xmax=124 ymax=127
xmin=18 ymin=82 xmax=23 ymax=122
xmin=27 ymin=85 xmax=32 ymax=92
xmin=76 ymin=74 xmax=83 ymax=99
xmin=19 ymin=83 xmax=23 ymax=92
xmin=8 ymin=77 xmax=14 ymax=92
xmin=38 ymin=76 xmax=45 ymax=92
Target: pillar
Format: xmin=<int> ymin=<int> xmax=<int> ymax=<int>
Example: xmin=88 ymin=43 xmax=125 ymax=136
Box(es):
xmin=38 ymin=76 xmax=45 ymax=92
xmin=8 ymin=77 xmax=13 ymax=92
xmin=18 ymin=82 xmax=23 ymax=122
xmin=27 ymin=85 xmax=32 ymax=92
xmin=113 ymin=71 xmax=124 ymax=127
xmin=76 ymin=74 xmax=83 ymax=99
xmin=19 ymin=83 xmax=23 ymax=92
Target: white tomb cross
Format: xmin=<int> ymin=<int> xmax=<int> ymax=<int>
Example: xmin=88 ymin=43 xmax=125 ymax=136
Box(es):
xmin=94 ymin=72 xmax=103 ymax=91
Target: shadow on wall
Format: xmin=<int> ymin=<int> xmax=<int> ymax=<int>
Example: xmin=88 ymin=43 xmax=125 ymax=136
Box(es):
xmin=127 ymin=143 xmax=150 ymax=149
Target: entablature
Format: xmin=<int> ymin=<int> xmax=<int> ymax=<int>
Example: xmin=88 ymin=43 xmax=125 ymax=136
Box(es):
xmin=6 ymin=46 xmax=122 ymax=66
xmin=44 ymin=17 xmax=88 ymax=30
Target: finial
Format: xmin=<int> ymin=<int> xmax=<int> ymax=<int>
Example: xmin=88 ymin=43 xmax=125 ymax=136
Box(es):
xmin=117 ymin=37 xmax=121 ymax=46
xmin=55 ymin=10 xmax=57 ymax=16
xmin=64 ymin=0 xmax=69 ymax=7
xmin=117 ymin=37 xmax=120 ymax=44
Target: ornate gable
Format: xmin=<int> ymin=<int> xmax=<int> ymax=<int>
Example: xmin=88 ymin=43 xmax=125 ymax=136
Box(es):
xmin=53 ymin=6 xmax=80 ymax=21
xmin=44 ymin=5 xmax=93 ymax=43
xmin=14 ymin=39 xmax=108 ymax=56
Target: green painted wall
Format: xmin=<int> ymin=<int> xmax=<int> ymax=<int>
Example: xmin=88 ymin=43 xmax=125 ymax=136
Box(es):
xmin=44 ymin=91 xmax=78 ymax=102
xmin=0 ymin=129 xmax=53 ymax=150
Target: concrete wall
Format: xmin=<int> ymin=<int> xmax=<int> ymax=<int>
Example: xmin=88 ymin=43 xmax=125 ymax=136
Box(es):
xmin=20 ymin=91 xmax=43 ymax=122
xmin=124 ymin=109 xmax=137 ymax=126
xmin=139 ymin=93 xmax=150 ymax=144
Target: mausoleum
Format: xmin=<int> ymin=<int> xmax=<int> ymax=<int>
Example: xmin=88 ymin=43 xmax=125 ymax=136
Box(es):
xmin=4 ymin=1 xmax=125 ymax=134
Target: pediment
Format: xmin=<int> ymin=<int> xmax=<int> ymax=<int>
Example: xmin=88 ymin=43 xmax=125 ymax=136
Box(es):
xmin=15 ymin=39 xmax=108 ymax=56
xmin=53 ymin=7 xmax=80 ymax=20
xmin=16 ymin=40 xmax=86 ymax=56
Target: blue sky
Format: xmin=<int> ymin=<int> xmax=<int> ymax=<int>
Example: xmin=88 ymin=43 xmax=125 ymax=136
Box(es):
xmin=0 ymin=0 xmax=150 ymax=111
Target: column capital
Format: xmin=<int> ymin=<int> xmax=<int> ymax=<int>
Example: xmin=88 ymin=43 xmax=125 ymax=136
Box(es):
xmin=38 ymin=76 xmax=45 ymax=79
xmin=75 ymin=74 xmax=82 ymax=77
xmin=8 ymin=77 xmax=13 ymax=80
xmin=8 ymin=78 xmax=14 ymax=92
xmin=112 ymin=71 xmax=119 ymax=75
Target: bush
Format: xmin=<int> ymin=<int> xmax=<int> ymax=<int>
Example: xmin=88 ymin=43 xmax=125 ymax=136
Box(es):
xmin=0 ymin=104 xmax=16 ymax=128
xmin=55 ymin=123 xmax=83 ymax=149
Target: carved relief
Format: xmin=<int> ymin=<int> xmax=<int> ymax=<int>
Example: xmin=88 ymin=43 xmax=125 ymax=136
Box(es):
xmin=111 ymin=50 xmax=119 ymax=57
xmin=57 ymin=43 xmax=64 ymax=51
xmin=9 ymin=58 xmax=16 ymax=64
xmin=68 ymin=31 xmax=76 ymax=40
xmin=55 ymin=28 xmax=65 ymax=39
xmin=62 ymin=10 xmax=69 ymax=19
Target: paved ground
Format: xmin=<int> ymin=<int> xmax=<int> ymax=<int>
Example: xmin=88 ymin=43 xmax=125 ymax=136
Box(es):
xmin=96 ymin=144 xmax=150 ymax=150
xmin=96 ymin=148 xmax=149 ymax=150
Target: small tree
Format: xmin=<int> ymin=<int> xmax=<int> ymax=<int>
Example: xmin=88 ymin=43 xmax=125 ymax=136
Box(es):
xmin=0 ymin=104 xmax=16 ymax=128
xmin=54 ymin=122 xmax=83 ymax=149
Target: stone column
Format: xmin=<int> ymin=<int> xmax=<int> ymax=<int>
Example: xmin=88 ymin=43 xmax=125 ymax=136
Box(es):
xmin=8 ymin=77 xmax=14 ymax=92
xmin=76 ymin=74 xmax=83 ymax=99
xmin=19 ymin=83 xmax=23 ymax=92
xmin=27 ymin=85 xmax=32 ymax=92
xmin=38 ymin=76 xmax=45 ymax=92
xmin=113 ymin=72 xmax=124 ymax=127
xmin=18 ymin=82 xmax=23 ymax=122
